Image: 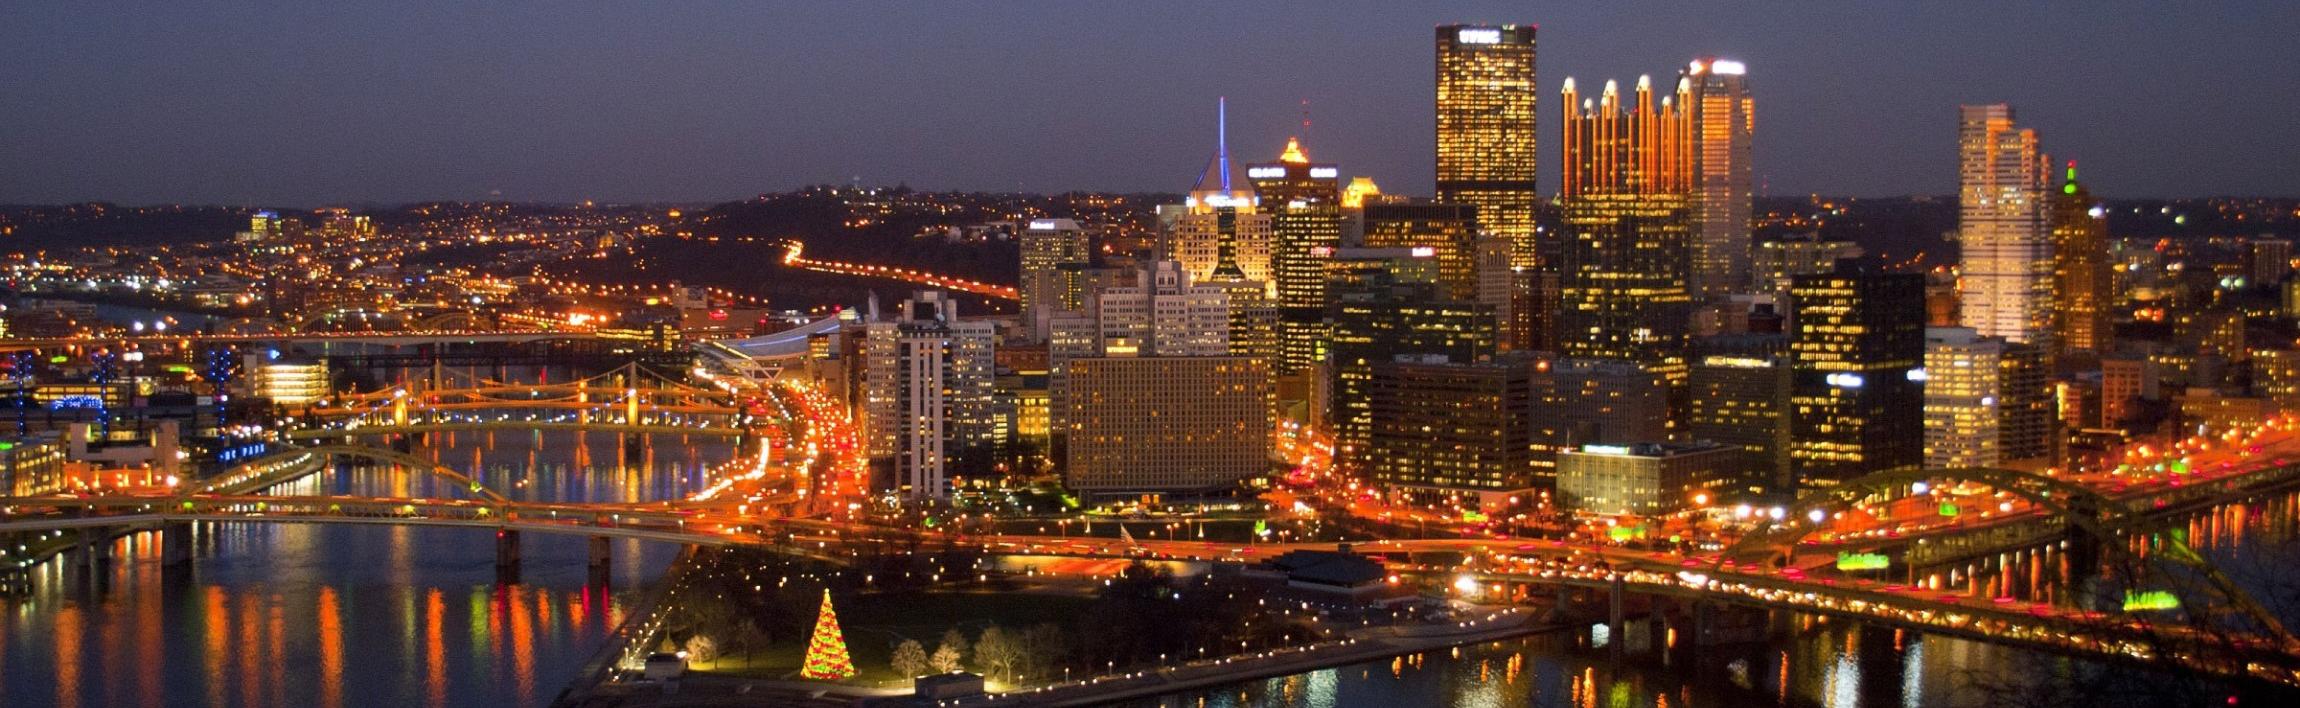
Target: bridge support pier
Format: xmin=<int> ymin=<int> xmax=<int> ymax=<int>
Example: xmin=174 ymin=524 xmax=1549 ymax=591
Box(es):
xmin=75 ymin=527 xmax=112 ymax=572
xmin=1607 ymin=575 xmax=1625 ymax=657
xmin=495 ymin=529 xmax=522 ymax=584
xmin=161 ymin=521 xmax=195 ymax=567
xmin=587 ymin=535 xmax=612 ymax=588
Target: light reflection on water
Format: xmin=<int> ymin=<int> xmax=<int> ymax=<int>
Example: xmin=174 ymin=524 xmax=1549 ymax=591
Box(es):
xmin=1139 ymin=492 xmax=2300 ymax=708
xmin=0 ymin=431 xmax=731 ymax=708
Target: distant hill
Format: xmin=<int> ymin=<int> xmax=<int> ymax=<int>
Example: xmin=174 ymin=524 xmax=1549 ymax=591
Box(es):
xmin=0 ymin=203 xmax=251 ymax=252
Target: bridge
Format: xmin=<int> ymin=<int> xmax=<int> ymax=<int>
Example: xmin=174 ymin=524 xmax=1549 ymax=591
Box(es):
xmin=778 ymin=240 xmax=1018 ymax=301
xmin=289 ymin=362 xmax=764 ymax=441
xmin=0 ymin=329 xmax=600 ymax=348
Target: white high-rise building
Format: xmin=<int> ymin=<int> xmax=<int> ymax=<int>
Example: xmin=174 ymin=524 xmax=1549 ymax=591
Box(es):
xmin=863 ymin=291 xmax=996 ymax=499
xmin=1686 ymin=58 xmax=1754 ymax=298
xmin=1957 ymin=104 xmax=2053 ymax=346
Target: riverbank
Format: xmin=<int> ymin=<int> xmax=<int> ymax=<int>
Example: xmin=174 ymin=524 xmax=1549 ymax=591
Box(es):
xmin=588 ymin=606 xmax=1550 ymax=707
xmin=949 ymin=607 xmax=1546 ymax=708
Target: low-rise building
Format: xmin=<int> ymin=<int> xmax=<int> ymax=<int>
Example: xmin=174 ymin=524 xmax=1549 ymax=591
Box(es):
xmin=1556 ymin=441 xmax=1740 ymax=517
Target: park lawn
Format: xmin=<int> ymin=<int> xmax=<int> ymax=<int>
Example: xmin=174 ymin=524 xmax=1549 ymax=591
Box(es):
xmin=693 ymin=589 xmax=1093 ymax=686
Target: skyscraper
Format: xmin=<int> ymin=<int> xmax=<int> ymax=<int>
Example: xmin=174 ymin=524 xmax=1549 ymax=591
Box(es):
xmin=1164 ymin=100 xmax=1274 ymax=289
xmin=1248 ymin=138 xmax=1343 ymax=376
xmin=1360 ymin=203 xmax=1497 ymax=309
xmin=1684 ymin=58 xmax=1754 ymax=298
xmin=1788 ymin=269 xmax=1924 ymax=487
xmin=2049 ymin=162 xmax=2111 ymax=360
xmin=1556 ymin=75 xmax=1696 ymax=412
xmin=862 ymin=291 xmax=997 ymax=499
xmin=1330 ymin=272 xmax=1500 ymax=475
xmin=1958 ymin=104 xmax=2053 ymax=347
xmin=1164 ymin=100 xmax=1276 ymax=369
xmin=1922 ymin=327 xmax=2054 ymax=468
xmin=1435 ymin=25 xmax=1538 ymax=270
xmin=1688 ymin=334 xmax=1792 ymax=492
xmin=1019 ymin=218 xmax=1090 ymax=342
xmin=1363 ymin=354 xmax=1536 ymax=510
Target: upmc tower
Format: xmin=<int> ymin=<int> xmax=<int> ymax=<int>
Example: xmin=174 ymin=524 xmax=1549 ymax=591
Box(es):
xmin=1435 ymin=25 xmax=1539 ymax=270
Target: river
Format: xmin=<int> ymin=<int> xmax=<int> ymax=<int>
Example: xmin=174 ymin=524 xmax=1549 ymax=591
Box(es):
xmin=0 ymin=429 xmax=735 ymax=708
xmin=1133 ymin=493 xmax=2300 ymax=708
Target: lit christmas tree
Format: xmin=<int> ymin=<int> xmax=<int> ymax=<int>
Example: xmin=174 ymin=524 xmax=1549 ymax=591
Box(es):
xmin=799 ymin=589 xmax=856 ymax=680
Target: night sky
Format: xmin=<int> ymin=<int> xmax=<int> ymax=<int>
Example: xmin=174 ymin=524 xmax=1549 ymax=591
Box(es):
xmin=5 ymin=1 xmax=2296 ymax=206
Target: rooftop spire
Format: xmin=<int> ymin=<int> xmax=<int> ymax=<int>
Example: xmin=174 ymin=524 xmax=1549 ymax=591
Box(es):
xmin=1218 ymin=96 xmax=1231 ymax=192
xmin=1279 ymin=136 xmax=1309 ymax=164
xmin=2064 ymin=160 xmax=2080 ymax=195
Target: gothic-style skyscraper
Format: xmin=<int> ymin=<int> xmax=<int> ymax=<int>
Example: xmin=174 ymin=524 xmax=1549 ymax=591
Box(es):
xmin=1557 ymin=75 xmax=1696 ymax=416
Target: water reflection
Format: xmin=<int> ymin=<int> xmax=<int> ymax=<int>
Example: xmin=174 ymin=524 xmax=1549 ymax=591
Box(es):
xmin=0 ymin=431 xmax=728 ymax=707
xmin=1143 ymin=491 xmax=2300 ymax=708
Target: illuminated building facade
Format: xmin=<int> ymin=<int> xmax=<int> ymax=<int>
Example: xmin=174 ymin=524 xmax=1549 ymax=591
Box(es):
xmin=1688 ymin=335 xmax=1792 ymax=492
xmin=1048 ymin=260 xmax=1230 ymax=435
xmin=1249 ymin=138 xmax=1343 ymax=376
xmin=1788 ymin=269 xmax=1924 ymax=487
xmin=1164 ymin=100 xmax=1273 ymax=291
xmin=1556 ymin=75 xmax=1696 ymax=409
xmin=2049 ymin=162 xmax=2111 ymax=360
xmin=1754 ymin=232 xmax=1862 ymax=294
xmin=1019 ymin=218 xmax=1091 ymax=342
xmin=1362 ymin=354 xmax=1536 ymax=510
xmin=1557 ymin=441 xmax=1739 ymax=516
xmin=1958 ymin=104 xmax=2053 ymax=347
xmin=1436 ymin=24 xmax=1539 ymax=271
xmin=863 ymin=291 xmax=997 ymax=499
xmin=1360 ymin=203 xmax=1509 ymax=323
xmin=0 ymin=435 xmax=68 ymax=497
xmin=252 ymin=356 xmax=330 ymax=406
xmin=1064 ymin=356 xmax=1271 ymax=495
xmin=1330 ymin=274 xmax=1499 ymax=476
xmin=1684 ymin=58 xmax=1754 ymax=298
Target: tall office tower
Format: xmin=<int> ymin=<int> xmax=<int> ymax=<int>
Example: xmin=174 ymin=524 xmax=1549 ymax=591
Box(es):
xmin=1557 ymin=76 xmax=1696 ymax=411
xmin=2048 ymin=163 xmax=2112 ymax=362
xmin=1330 ymin=274 xmax=1500 ymax=476
xmin=1064 ymin=356 xmax=1271 ymax=496
xmin=1688 ymin=334 xmax=1793 ymax=493
xmin=1360 ymin=203 xmax=1502 ymax=308
xmin=1923 ymin=327 xmax=2055 ymax=467
xmin=1436 ymin=24 xmax=1539 ymax=269
xmin=1363 ymin=354 xmax=1536 ymax=510
xmin=1248 ymin=138 xmax=1343 ymax=376
xmin=1788 ymin=269 xmax=1925 ymax=487
xmin=1019 ymin=218 xmax=1091 ymax=342
xmin=1684 ymin=58 xmax=1755 ymax=299
xmin=1753 ymin=232 xmax=1863 ymax=294
xmin=1164 ymin=100 xmax=1274 ymax=290
xmin=862 ymin=291 xmax=997 ymax=499
xmin=1957 ymin=104 xmax=2053 ymax=347
xmin=1527 ymin=355 xmax=1671 ymax=490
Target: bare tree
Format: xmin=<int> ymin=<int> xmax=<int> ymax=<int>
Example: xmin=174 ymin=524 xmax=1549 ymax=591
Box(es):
xmin=891 ymin=639 xmax=928 ymax=681
xmin=974 ymin=625 xmax=1019 ymax=682
xmin=929 ymin=642 xmax=964 ymax=674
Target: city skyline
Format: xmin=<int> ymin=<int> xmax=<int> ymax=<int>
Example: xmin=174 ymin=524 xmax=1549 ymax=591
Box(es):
xmin=6 ymin=2 xmax=2300 ymax=206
